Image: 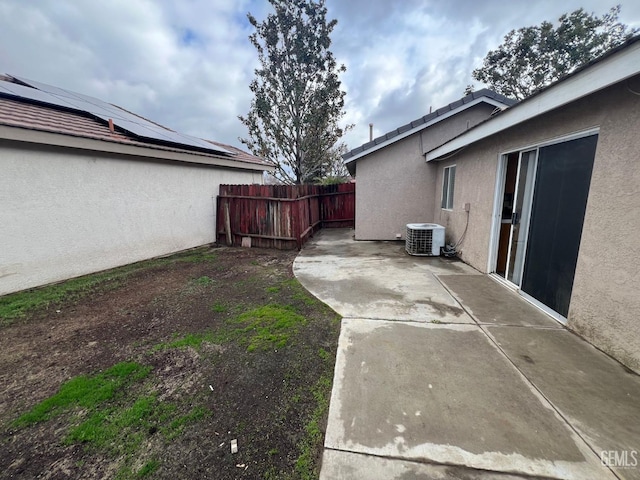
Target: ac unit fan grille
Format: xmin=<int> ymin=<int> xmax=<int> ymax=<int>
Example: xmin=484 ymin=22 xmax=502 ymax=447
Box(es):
xmin=405 ymin=223 xmax=445 ymax=256
xmin=407 ymin=228 xmax=433 ymax=255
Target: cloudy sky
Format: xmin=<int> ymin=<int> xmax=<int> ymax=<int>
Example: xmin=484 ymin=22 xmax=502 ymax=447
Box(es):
xmin=1 ymin=1 xmax=638 ymax=153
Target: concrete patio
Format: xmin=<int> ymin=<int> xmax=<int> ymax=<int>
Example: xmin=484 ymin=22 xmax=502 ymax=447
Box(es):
xmin=293 ymin=229 xmax=640 ymax=480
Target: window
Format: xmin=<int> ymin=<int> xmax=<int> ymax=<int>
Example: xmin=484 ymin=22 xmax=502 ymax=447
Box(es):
xmin=441 ymin=165 xmax=456 ymax=209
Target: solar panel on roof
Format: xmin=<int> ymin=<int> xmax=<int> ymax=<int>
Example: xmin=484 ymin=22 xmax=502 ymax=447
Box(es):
xmin=12 ymin=75 xmax=234 ymax=156
xmin=12 ymin=77 xmax=80 ymax=99
xmin=59 ymin=96 xmax=130 ymax=122
xmin=0 ymin=80 xmax=79 ymax=111
xmin=113 ymin=118 xmax=177 ymax=142
xmin=113 ymin=119 xmax=233 ymax=154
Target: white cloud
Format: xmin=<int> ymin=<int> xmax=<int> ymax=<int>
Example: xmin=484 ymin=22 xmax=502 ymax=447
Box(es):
xmin=0 ymin=0 xmax=638 ymax=153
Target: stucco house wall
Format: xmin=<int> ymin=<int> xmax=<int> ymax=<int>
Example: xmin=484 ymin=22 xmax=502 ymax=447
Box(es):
xmin=433 ymin=78 xmax=640 ymax=371
xmin=0 ymin=141 xmax=263 ymax=295
xmin=355 ymin=133 xmax=437 ymax=240
xmin=354 ymin=103 xmax=501 ymax=241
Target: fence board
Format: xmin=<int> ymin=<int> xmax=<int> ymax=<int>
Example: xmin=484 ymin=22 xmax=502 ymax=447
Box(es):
xmin=217 ymin=183 xmax=355 ymax=249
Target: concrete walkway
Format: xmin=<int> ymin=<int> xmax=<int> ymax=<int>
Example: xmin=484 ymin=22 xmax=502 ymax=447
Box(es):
xmin=293 ymin=229 xmax=640 ymax=480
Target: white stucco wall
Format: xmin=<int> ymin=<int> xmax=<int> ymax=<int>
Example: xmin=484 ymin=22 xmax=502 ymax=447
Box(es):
xmin=433 ymin=78 xmax=640 ymax=372
xmin=0 ymin=142 xmax=263 ymax=295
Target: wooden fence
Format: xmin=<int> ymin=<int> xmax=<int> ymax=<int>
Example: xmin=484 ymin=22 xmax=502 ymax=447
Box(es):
xmin=216 ymin=183 xmax=355 ymax=249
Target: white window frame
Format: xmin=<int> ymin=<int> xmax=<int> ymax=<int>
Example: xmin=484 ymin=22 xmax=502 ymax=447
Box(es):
xmin=441 ymin=165 xmax=456 ymax=210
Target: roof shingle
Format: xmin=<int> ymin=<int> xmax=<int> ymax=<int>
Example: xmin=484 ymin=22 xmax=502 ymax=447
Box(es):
xmin=343 ymin=88 xmax=516 ymax=162
xmin=0 ymin=78 xmax=270 ymax=167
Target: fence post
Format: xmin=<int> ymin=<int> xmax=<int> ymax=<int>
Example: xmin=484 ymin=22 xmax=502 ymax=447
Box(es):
xmin=224 ymin=201 xmax=232 ymax=246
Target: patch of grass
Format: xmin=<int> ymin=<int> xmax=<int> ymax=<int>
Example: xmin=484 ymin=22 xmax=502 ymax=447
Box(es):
xmin=266 ymin=286 xmax=280 ymax=293
xmin=67 ymin=397 xmax=206 ymax=454
xmin=177 ymin=251 xmax=217 ymax=263
xmin=294 ymin=373 xmax=333 ymax=479
xmin=13 ymin=359 xmax=208 ymax=476
xmin=161 ymin=303 xmax=307 ymax=353
xmin=137 ymin=460 xmax=160 ymax=477
xmin=13 ymin=362 xmax=151 ymax=427
xmin=160 ymin=405 xmax=207 ymax=440
xmin=182 ymin=275 xmax=215 ymax=295
xmin=231 ymin=304 xmax=307 ymax=352
xmin=280 ymin=278 xmax=321 ymax=307
xmin=0 ymin=247 xmax=217 ymax=325
xmin=318 ymin=348 xmax=331 ymax=362
xmin=210 ymin=302 xmax=227 ymax=313
xmin=192 ymin=276 xmax=213 ymax=286
xmin=66 ymin=395 xmax=158 ymax=454
xmin=115 ymin=459 xmax=160 ymax=480
xmin=0 ymin=271 xmax=129 ymax=325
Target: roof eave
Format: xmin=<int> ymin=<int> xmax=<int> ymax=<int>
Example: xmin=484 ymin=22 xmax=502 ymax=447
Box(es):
xmin=0 ymin=125 xmax=274 ymax=172
xmin=343 ymin=96 xmax=509 ymax=165
xmin=426 ymin=38 xmax=640 ymax=162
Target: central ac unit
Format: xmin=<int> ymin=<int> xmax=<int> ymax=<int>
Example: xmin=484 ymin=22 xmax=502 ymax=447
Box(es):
xmin=405 ymin=223 xmax=445 ymax=256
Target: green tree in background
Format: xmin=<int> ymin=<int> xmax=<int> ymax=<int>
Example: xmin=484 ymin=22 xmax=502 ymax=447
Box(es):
xmin=240 ymin=0 xmax=350 ymax=185
xmin=473 ymin=5 xmax=637 ymax=100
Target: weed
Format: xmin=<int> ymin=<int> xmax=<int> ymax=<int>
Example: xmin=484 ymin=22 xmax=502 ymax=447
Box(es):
xmin=318 ymin=348 xmax=331 ymax=362
xmin=210 ymin=302 xmax=227 ymax=313
xmin=181 ymin=275 xmax=215 ymax=295
xmin=193 ymin=276 xmax=213 ymax=286
xmin=115 ymin=459 xmax=160 ymax=480
xmin=431 ymin=319 xmax=442 ymax=324
xmin=137 ymin=460 xmax=160 ymax=477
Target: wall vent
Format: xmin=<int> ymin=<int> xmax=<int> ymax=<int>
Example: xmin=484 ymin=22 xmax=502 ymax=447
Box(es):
xmin=405 ymin=223 xmax=445 ymax=256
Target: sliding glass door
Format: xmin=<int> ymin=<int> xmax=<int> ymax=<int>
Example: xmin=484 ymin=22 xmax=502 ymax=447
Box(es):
xmin=494 ymin=133 xmax=598 ymax=319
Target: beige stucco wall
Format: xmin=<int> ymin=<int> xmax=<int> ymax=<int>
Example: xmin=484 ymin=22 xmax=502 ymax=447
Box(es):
xmin=570 ymin=80 xmax=640 ymax=372
xmin=435 ymin=139 xmax=501 ymax=268
xmin=434 ymin=77 xmax=640 ymax=371
xmin=0 ymin=141 xmax=263 ymax=295
xmin=353 ymin=104 xmax=498 ymax=241
xmin=355 ymin=133 xmax=437 ymax=240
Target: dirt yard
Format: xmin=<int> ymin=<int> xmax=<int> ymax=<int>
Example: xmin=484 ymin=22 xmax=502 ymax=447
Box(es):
xmin=0 ymin=246 xmax=340 ymax=479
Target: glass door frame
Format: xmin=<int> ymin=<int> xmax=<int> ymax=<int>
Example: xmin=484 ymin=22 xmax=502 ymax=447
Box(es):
xmin=504 ymin=150 xmax=537 ymax=286
xmin=488 ymin=149 xmax=538 ymax=287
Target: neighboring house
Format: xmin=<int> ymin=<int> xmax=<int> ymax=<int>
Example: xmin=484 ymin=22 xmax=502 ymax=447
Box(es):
xmin=343 ymin=89 xmax=516 ymax=240
xmin=424 ymin=37 xmax=639 ymax=371
xmin=0 ymin=75 xmax=273 ymax=296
